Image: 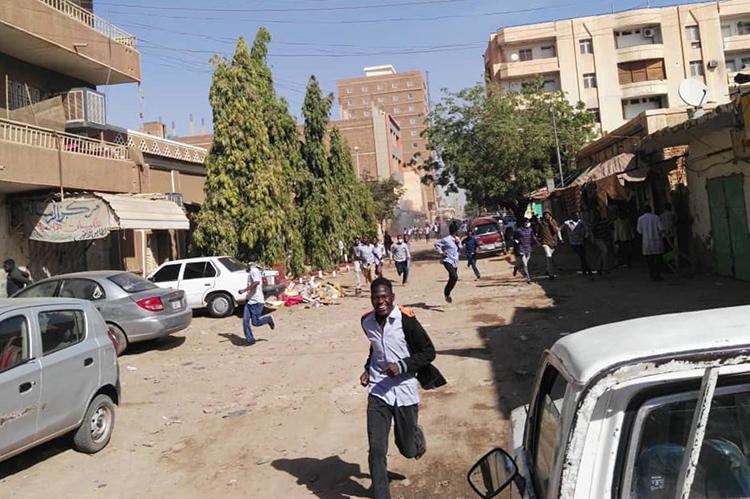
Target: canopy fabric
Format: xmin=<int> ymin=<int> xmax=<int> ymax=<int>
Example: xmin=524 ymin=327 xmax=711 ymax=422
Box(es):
xmin=572 ymin=153 xmax=636 ymax=185
xmin=95 ymin=193 xmax=189 ymax=230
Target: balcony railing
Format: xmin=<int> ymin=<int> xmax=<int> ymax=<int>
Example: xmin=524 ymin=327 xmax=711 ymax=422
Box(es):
xmin=0 ymin=118 xmax=130 ymax=161
xmin=36 ymin=0 xmax=137 ymax=49
xmin=117 ymin=129 xmax=208 ymax=164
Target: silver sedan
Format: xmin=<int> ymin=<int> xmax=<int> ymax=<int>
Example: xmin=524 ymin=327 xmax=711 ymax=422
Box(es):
xmin=13 ymin=271 xmax=191 ymax=355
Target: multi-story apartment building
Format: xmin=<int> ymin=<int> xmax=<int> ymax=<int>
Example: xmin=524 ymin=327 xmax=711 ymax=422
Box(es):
xmin=484 ymin=0 xmax=750 ymax=133
xmin=336 ymin=66 xmax=436 ymax=219
xmin=0 ymin=0 xmax=207 ymax=290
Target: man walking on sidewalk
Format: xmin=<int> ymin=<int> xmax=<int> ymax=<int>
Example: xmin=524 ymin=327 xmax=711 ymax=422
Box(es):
xmin=434 ymin=222 xmax=461 ymax=303
xmin=237 ymin=261 xmax=275 ymax=346
xmin=637 ymin=205 xmax=664 ymax=281
xmin=360 ymin=277 xmax=445 ymax=499
xmin=535 ymin=211 xmax=562 ymax=279
xmin=513 ymin=218 xmax=534 ymax=284
xmin=563 ymin=212 xmax=591 ymax=277
xmin=391 ymin=235 xmax=411 ymax=285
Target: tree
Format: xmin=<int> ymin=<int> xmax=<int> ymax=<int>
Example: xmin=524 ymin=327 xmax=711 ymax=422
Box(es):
xmin=192 ymin=36 xmax=293 ymax=267
xmin=420 ymin=78 xmax=596 ymax=217
xmin=364 ymin=177 xmax=406 ymax=232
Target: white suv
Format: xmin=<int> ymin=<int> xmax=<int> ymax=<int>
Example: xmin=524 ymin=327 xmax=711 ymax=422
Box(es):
xmin=147 ymin=256 xmax=280 ymax=318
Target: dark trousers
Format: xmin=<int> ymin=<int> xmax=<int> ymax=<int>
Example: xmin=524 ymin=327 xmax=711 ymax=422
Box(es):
xmin=367 ymin=395 xmax=423 ymax=499
xmin=467 ymin=253 xmax=480 ymax=278
xmin=442 ymin=262 xmax=458 ymax=298
xmin=616 ymin=239 xmax=634 ymax=267
xmin=646 ymin=254 xmax=663 ymax=280
xmin=395 ymin=260 xmax=409 ymax=284
xmin=571 ymin=244 xmax=591 ymax=275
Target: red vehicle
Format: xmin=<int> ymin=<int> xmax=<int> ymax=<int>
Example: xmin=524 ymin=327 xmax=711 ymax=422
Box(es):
xmin=469 ymin=217 xmax=507 ymax=255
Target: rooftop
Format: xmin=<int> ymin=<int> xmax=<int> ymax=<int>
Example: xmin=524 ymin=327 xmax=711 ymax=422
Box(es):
xmin=551 ymin=305 xmax=750 ymax=385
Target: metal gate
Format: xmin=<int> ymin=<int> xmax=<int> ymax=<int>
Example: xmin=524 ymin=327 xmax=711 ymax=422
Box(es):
xmin=707 ymin=174 xmax=750 ymax=280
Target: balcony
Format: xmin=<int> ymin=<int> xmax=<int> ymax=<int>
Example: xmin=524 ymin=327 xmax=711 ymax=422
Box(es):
xmin=620 ymin=80 xmax=669 ymax=100
xmin=616 ymin=44 xmax=665 ymax=64
xmin=723 ymin=33 xmax=750 ymax=53
xmin=0 ymin=117 xmax=137 ymax=194
xmin=494 ymin=57 xmax=559 ymax=80
xmin=0 ymin=0 xmax=140 ymax=85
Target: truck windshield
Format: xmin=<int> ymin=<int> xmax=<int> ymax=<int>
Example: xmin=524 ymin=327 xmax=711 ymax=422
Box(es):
xmin=530 ymin=365 xmax=568 ymax=497
xmin=474 ymin=223 xmax=498 ymax=236
xmin=626 ymin=384 xmax=750 ymax=498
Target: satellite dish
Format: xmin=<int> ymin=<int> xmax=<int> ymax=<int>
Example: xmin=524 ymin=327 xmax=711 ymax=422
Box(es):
xmin=679 ymin=78 xmax=708 ymax=107
xmin=510 ymin=53 xmax=519 ymax=62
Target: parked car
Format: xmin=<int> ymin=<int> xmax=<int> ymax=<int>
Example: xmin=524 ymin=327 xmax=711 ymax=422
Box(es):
xmin=0 ymin=298 xmax=120 ymax=463
xmin=469 ymin=217 xmax=507 ymax=255
xmin=147 ymin=256 xmax=282 ymax=318
xmin=13 ymin=271 xmax=191 ymax=355
xmin=467 ymin=305 xmax=750 ymax=498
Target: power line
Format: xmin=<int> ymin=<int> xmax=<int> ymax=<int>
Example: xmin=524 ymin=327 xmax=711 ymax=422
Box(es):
xmin=98 ymin=0 xmax=473 ymax=13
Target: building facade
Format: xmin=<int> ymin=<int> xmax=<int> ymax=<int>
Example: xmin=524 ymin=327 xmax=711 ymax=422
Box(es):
xmin=336 ymin=66 xmax=436 ymax=218
xmin=484 ymin=0 xmax=750 ymax=133
xmin=0 ymin=0 xmax=207 ymax=293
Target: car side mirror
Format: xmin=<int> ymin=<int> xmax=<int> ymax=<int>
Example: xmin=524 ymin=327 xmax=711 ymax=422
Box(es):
xmin=467 ymin=448 xmax=519 ymax=498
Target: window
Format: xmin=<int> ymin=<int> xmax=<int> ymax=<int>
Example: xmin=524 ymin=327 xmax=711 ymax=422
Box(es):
xmin=393 ymin=95 xmax=399 ymax=102
xmin=530 ymin=366 xmax=567 ymax=497
xmin=739 ymin=21 xmax=750 ymax=35
xmin=183 ymin=261 xmax=217 ymax=280
xmin=690 ymin=60 xmax=704 ymax=77
xmin=361 ymin=86 xmax=368 ymax=92
xmin=377 ymin=96 xmax=385 ymax=103
xmin=691 ymin=41 xmax=702 ymax=49
xmin=151 ymin=263 xmax=181 ymax=283
xmin=543 ymin=79 xmax=557 ymax=92
xmin=722 ymin=24 xmax=732 ymax=38
xmin=518 ymin=48 xmax=533 ymax=61
xmin=392 ymin=82 xmax=399 ymax=89
xmin=109 ymin=273 xmax=157 ymax=293
xmin=727 ymin=59 xmax=737 ymax=72
xmin=540 ymin=45 xmax=556 ymax=58
xmin=588 ymin=108 xmax=601 ymax=123
xmin=16 ymin=280 xmax=60 ymax=298
xmin=218 ymin=257 xmax=245 ymax=272
xmin=346 ymin=87 xmax=353 ymax=94
xmin=579 ymin=39 xmax=593 ymax=54
xmin=626 ymin=384 xmax=750 ymax=498
xmin=742 ymin=57 xmax=750 ymax=69
xmin=408 ymin=105 xmax=415 ymax=112
xmin=618 ymin=59 xmax=666 ymax=84
xmin=410 ymin=130 xmax=418 ymax=137
xmin=39 ymin=310 xmax=85 ymax=356
xmin=364 ymin=110 xmax=371 ymax=117
xmin=685 ymin=25 xmax=700 ymax=41
xmin=583 ymin=73 xmax=597 ymax=89
xmin=362 ymin=98 xmax=369 ymax=104
xmin=406 ymin=80 xmax=414 ymax=87
xmin=410 ymin=118 xmax=417 ymax=125
xmin=59 ymin=279 xmax=104 ymax=301
xmin=346 ymin=99 xmax=353 ymax=106
xmin=377 ymin=83 xmax=384 ymax=90
xmin=412 ymin=142 xmax=418 ymax=149
xmin=393 ymin=107 xmax=401 ymax=113
xmin=7 ymin=80 xmax=42 ymax=111
xmin=407 ymin=92 xmax=414 ymax=100
xmin=0 ymin=316 xmax=30 ymax=373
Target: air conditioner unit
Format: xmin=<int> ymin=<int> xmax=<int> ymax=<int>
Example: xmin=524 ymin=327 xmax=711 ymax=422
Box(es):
xmin=707 ymin=60 xmax=719 ymax=69
xmin=643 ymin=28 xmax=656 ymax=38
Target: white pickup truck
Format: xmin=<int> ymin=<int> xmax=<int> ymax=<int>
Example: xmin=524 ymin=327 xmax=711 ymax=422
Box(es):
xmin=467 ymin=305 xmax=750 ymax=499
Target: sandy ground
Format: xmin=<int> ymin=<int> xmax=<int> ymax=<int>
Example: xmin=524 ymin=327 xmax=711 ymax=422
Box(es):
xmin=3 ymin=240 xmax=750 ymax=498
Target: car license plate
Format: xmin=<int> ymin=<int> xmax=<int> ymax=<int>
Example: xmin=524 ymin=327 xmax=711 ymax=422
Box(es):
xmin=171 ymin=300 xmax=181 ymax=310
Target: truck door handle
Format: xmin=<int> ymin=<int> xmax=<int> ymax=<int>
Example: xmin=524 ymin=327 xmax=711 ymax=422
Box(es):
xmin=84 ymin=357 xmax=94 ymax=367
xmin=19 ymin=381 xmax=34 ymax=393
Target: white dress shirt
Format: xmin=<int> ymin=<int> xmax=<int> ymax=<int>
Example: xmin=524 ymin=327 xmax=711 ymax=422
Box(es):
xmin=637 ymin=212 xmax=664 ymax=255
xmin=362 ymin=306 xmax=419 ymax=407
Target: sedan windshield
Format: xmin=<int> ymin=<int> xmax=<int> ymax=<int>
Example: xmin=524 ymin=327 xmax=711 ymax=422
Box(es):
xmin=218 ymin=256 xmax=247 ymax=272
xmin=108 ymin=273 xmax=158 ymax=293
xmin=474 ymin=224 xmax=499 ymax=236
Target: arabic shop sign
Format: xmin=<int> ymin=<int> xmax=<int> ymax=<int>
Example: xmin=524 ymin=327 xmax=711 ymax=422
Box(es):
xmin=24 ymin=197 xmax=111 ymax=243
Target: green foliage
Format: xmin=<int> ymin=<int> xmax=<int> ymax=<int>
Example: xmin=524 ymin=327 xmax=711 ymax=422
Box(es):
xmin=193 ymin=32 xmax=302 ymax=273
xmin=364 ymin=177 xmax=406 ymax=230
xmin=420 ymin=78 xmax=596 ymax=215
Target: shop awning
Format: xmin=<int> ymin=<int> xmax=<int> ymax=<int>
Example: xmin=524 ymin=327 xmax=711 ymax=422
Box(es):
xmin=95 ymin=193 xmax=189 ymax=230
xmin=571 ymin=153 xmax=636 ymax=185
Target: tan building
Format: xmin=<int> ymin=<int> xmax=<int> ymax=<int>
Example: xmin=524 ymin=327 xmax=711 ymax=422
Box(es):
xmin=333 ymin=108 xmax=404 ymax=181
xmin=0 ymin=0 xmax=207 ymax=290
xmin=336 ymin=66 xmax=436 ymax=219
xmin=484 ymin=0 xmax=750 ymax=133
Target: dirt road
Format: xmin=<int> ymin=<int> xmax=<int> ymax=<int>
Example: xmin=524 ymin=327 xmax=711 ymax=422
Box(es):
xmin=3 ymin=240 xmax=750 ymax=498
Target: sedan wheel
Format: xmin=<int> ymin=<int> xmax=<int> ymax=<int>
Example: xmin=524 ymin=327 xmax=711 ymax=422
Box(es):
xmin=208 ymin=293 xmax=233 ymax=318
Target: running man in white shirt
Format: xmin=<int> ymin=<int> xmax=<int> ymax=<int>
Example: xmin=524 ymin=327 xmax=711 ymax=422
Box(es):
xmin=237 ymin=261 xmax=275 ymax=345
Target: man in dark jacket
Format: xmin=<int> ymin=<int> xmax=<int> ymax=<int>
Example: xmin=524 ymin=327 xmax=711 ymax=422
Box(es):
xmin=360 ymin=277 xmax=444 ymax=499
xmin=4 ymin=259 xmax=31 ymax=297
xmin=462 ymin=230 xmax=481 ymax=279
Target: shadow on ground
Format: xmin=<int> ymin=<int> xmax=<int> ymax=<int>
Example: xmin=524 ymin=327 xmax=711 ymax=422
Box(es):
xmin=271 ymin=455 xmax=405 ymax=498
xmin=440 ymin=244 xmax=750 ymax=418
xmin=121 ymin=335 xmax=186 ymax=356
xmin=0 ymin=436 xmax=71 ymax=480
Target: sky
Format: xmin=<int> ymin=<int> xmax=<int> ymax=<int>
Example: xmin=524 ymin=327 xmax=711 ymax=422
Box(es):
xmin=97 ymin=0 xmax=696 ymax=135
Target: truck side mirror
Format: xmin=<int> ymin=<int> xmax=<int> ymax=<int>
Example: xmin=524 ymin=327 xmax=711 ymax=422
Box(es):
xmin=467 ymin=448 xmax=519 ymax=498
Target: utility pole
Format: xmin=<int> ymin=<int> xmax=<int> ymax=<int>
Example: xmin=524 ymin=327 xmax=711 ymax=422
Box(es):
xmin=354 ymin=146 xmax=361 ymax=180
xmin=551 ymin=107 xmax=564 ymax=188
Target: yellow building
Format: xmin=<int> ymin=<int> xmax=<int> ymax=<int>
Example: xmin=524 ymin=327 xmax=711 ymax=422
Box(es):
xmin=484 ymin=0 xmax=750 ymax=133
